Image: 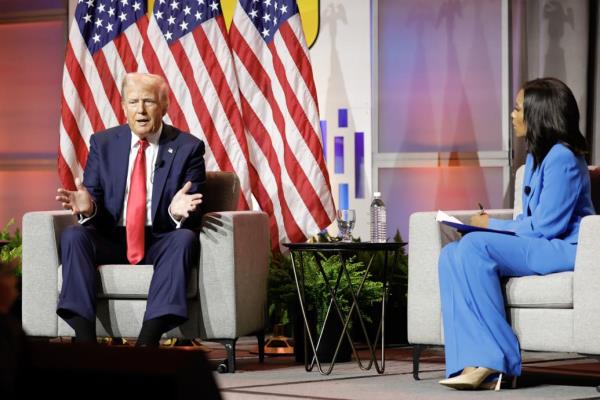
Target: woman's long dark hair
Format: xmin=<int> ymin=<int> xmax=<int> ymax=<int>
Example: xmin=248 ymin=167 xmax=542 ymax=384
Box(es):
xmin=523 ymin=77 xmax=587 ymax=168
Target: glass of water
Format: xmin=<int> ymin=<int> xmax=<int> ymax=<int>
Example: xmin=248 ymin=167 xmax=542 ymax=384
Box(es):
xmin=337 ymin=209 xmax=356 ymax=242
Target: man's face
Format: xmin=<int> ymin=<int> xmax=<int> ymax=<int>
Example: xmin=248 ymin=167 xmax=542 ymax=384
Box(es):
xmin=121 ymin=79 xmax=167 ymax=138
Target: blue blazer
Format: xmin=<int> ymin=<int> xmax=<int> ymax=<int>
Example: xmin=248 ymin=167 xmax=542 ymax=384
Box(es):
xmin=83 ymin=123 xmax=206 ymax=232
xmin=489 ymin=143 xmax=594 ymax=243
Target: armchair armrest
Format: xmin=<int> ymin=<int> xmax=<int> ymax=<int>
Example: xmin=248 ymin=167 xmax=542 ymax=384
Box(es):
xmin=22 ymin=211 xmax=77 ymax=336
xmin=574 ymin=215 xmax=600 ymax=354
xmin=198 ymin=211 xmax=269 ymax=339
xmin=407 ymin=209 xmax=513 ymax=345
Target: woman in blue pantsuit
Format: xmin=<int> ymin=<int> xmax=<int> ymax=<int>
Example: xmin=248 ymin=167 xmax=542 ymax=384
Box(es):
xmin=438 ymin=78 xmax=594 ymax=390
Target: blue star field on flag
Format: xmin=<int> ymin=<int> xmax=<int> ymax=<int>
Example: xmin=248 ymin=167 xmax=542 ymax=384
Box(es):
xmin=75 ymin=0 xmax=147 ymax=53
xmin=239 ymin=0 xmax=299 ymax=44
xmin=153 ymin=0 xmax=223 ymax=44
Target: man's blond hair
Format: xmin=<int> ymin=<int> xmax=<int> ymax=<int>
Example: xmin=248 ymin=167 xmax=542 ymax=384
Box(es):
xmin=121 ymin=72 xmax=169 ymax=107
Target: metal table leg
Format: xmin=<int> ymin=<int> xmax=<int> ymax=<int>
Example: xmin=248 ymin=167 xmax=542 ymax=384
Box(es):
xmin=344 ymin=250 xmax=395 ymax=374
xmin=289 ymin=247 xmax=400 ymax=375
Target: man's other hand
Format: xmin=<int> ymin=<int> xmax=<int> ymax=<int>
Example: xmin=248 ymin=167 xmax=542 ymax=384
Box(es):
xmin=56 ymin=178 xmax=94 ymax=216
xmin=169 ymin=181 xmax=203 ymax=220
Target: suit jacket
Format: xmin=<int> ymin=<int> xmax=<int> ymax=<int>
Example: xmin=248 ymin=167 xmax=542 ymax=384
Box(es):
xmin=83 ymin=123 xmax=206 ymax=233
xmin=489 ymin=143 xmax=594 ymax=243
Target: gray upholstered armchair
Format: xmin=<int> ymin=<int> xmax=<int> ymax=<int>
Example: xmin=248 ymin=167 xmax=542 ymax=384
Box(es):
xmin=22 ymin=171 xmax=270 ymax=373
xmin=408 ymin=165 xmax=600 ymax=379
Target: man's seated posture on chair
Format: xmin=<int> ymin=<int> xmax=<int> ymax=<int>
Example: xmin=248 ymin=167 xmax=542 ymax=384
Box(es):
xmin=55 ymin=72 xmax=206 ymax=346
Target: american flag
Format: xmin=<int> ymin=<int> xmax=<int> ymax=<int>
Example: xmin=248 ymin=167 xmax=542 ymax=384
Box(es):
xmin=60 ymin=0 xmax=255 ymax=209
xmin=59 ymin=0 xmax=147 ymax=190
xmin=141 ymin=0 xmax=254 ymax=208
xmin=230 ymin=0 xmax=336 ymax=248
xmin=60 ymin=0 xmax=334 ymax=249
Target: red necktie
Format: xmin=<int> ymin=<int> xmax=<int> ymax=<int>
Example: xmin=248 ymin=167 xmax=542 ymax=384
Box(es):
xmin=126 ymin=139 xmax=149 ymax=264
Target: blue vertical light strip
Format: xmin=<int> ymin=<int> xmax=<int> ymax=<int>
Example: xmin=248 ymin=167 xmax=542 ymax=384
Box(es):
xmin=334 ymin=136 xmax=344 ymax=173
xmin=338 ymin=108 xmax=348 ymax=128
xmin=354 ymin=132 xmax=365 ymax=198
xmin=320 ymin=120 xmax=327 ymax=161
xmin=339 ymin=183 xmax=349 ymax=210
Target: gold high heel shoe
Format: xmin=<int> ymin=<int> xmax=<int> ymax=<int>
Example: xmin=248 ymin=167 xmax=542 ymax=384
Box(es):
xmin=438 ymin=367 xmax=498 ymax=390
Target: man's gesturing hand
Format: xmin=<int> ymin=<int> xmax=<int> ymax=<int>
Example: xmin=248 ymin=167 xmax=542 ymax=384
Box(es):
xmin=169 ymin=181 xmax=203 ymax=221
xmin=56 ymin=178 xmax=94 ymax=217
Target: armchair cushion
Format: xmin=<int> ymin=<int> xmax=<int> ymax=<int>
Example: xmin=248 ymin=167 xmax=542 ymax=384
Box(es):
xmin=504 ymin=272 xmax=573 ymax=308
xmin=57 ymin=264 xmax=199 ymax=299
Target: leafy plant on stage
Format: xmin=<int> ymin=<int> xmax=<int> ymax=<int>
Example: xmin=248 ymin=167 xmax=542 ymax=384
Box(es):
xmin=267 ymin=252 xmax=297 ymax=332
xmin=0 ymin=219 xmax=22 ymax=277
xmin=356 ymin=229 xmax=408 ymax=295
xmin=298 ymin=252 xmax=383 ymax=333
xmin=0 ymin=218 xmax=23 ymax=319
xmin=267 ymin=230 xmax=394 ymax=334
xmin=352 ymin=229 xmax=409 ymax=343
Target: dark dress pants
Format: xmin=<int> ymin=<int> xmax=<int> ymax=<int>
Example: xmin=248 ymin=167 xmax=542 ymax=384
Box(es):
xmin=57 ymin=224 xmax=199 ymax=330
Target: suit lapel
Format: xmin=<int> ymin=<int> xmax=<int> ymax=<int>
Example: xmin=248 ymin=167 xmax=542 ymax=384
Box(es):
xmin=114 ymin=127 xmax=132 ymax=222
xmin=151 ymin=124 xmax=179 ymax=222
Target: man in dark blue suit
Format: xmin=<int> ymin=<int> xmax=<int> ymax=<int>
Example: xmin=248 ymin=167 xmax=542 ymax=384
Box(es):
xmin=55 ymin=72 xmax=206 ymax=346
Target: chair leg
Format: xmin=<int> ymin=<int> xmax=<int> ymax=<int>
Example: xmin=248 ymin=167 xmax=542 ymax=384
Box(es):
xmin=257 ymin=330 xmax=265 ymax=363
xmin=215 ymin=339 xmax=237 ymax=373
xmin=413 ymin=344 xmax=425 ymax=380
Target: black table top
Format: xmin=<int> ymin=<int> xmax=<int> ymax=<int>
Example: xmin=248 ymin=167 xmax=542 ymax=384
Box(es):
xmin=283 ymin=241 xmax=406 ymax=251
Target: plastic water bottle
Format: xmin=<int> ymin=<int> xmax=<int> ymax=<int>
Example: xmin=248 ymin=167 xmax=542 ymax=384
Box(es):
xmin=370 ymin=192 xmax=387 ymax=243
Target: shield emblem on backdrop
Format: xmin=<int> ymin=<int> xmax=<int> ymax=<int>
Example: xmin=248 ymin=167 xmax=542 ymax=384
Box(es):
xmin=298 ymin=0 xmax=320 ymax=48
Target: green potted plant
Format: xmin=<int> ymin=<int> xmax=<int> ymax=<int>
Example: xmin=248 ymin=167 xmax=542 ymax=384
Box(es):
xmin=266 ymin=252 xmax=297 ymax=336
xmin=354 ymin=230 xmax=408 ymax=345
xmin=297 ymin=250 xmax=383 ymax=362
xmin=0 ymin=219 xmax=23 ymax=318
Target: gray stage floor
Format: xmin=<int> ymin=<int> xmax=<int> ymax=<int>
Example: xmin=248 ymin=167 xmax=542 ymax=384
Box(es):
xmin=206 ymin=338 xmax=600 ymax=400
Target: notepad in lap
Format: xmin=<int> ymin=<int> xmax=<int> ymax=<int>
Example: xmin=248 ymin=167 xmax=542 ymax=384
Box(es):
xmin=435 ymin=210 xmax=463 ymax=224
xmin=435 ymin=210 xmax=516 ymax=236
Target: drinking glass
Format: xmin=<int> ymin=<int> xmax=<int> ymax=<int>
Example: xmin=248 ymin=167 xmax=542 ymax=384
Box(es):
xmin=337 ymin=209 xmax=356 ymax=242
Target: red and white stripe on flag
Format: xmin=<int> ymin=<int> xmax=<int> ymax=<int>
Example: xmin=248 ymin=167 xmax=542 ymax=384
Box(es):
xmin=139 ymin=0 xmax=254 ymax=209
xmin=230 ymin=0 xmax=336 ymax=249
xmin=59 ymin=0 xmax=147 ymax=190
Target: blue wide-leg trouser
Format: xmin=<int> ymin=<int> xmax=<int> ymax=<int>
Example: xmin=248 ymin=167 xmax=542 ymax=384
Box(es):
xmin=439 ymin=232 xmax=576 ymax=378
